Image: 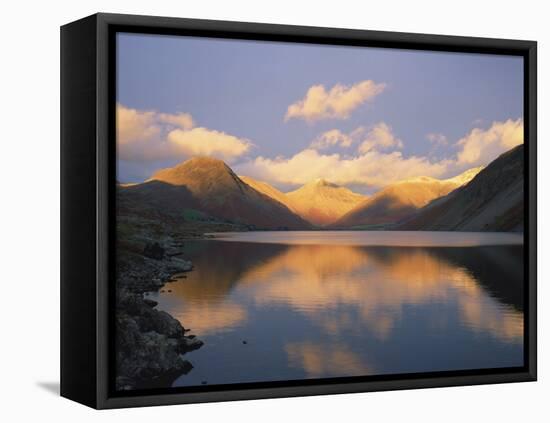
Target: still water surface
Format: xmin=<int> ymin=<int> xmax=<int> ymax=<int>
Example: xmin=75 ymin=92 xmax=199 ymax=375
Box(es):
xmin=148 ymin=231 xmax=524 ymax=387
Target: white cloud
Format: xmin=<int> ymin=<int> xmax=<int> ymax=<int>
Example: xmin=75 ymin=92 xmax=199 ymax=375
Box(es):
xmin=118 ymin=101 xmax=522 ymax=189
xmin=310 ymin=123 xmax=403 ymax=154
xmin=117 ymin=105 xmax=161 ymax=146
xmin=285 ymin=80 xmax=386 ymax=122
xmin=116 ymin=104 xmax=251 ymax=163
xmin=309 ymin=129 xmax=354 ymax=150
xmin=237 ymin=118 xmax=522 ymax=190
xmin=358 ymin=122 xmax=404 ymax=154
xmin=167 ymin=127 xmax=252 ymax=162
xmin=158 ymin=112 xmax=194 ymax=130
xmin=236 ymin=148 xmax=450 ymax=189
xmin=455 ymin=118 xmax=523 ymax=166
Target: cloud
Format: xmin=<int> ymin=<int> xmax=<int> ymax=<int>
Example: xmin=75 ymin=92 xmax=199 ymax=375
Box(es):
xmin=118 ymin=101 xmax=522 ymax=189
xmin=426 ymin=132 xmax=448 ymax=147
xmin=357 ymin=122 xmax=404 ymax=154
xmin=116 ymin=104 xmax=251 ymax=163
xmin=158 ymin=112 xmax=194 ymax=130
xmin=237 ymin=117 xmax=522 ymax=190
xmin=117 ymin=105 xmax=161 ymax=146
xmin=236 ymin=148 xmax=450 ymax=189
xmin=455 ymin=118 xmax=523 ymax=166
xmin=285 ymin=342 xmax=371 ymax=377
xmin=285 ymin=80 xmax=386 ymax=122
xmin=310 ymin=123 xmax=402 ymax=154
xmin=167 ymin=127 xmax=252 ymax=162
xmin=309 ymin=129 xmax=354 ymax=150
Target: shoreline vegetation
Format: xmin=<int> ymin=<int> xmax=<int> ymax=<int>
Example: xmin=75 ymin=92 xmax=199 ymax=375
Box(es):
xmin=115 ymin=144 xmax=524 ymax=390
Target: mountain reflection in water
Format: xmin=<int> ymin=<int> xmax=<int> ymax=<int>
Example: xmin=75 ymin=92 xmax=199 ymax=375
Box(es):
xmin=147 ymin=232 xmax=524 ymax=387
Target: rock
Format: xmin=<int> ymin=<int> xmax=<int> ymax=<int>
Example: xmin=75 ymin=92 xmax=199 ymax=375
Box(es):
xmin=115 ymin=303 xmax=203 ymax=388
xmin=143 ymin=242 xmax=165 ymax=260
xmin=115 ymin=236 xmax=202 ymax=389
xmin=168 ymin=257 xmax=193 ymax=272
xmin=180 ymin=337 xmax=204 ymax=352
xmin=143 ymin=298 xmax=158 ymax=308
xmin=138 ymin=309 xmax=185 ymax=338
xmin=180 ymin=360 xmax=194 ymax=375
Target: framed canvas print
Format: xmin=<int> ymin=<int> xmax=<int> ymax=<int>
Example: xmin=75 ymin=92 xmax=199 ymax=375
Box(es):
xmin=60 ymin=13 xmax=537 ymax=409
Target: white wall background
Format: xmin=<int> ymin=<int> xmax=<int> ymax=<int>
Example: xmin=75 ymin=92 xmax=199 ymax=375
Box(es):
xmin=1 ymin=0 xmax=546 ymax=420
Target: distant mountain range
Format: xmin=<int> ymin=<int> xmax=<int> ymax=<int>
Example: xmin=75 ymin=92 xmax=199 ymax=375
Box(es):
xmin=397 ymin=144 xmax=524 ymax=232
xmin=118 ymin=145 xmax=524 ymax=232
xmin=241 ymin=176 xmax=366 ymax=226
xmin=330 ymin=167 xmax=482 ymax=229
xmin=286 ymin=179 xmax=366 ymax=226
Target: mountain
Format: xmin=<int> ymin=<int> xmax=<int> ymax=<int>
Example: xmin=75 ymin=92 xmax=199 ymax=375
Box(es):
xmin=239 ymin=176 xmax=295 ymax=212
xmin=331 ymin=167 xmax=482 ymax=229
xmin=240 ymin=176 xmax=367 ymax=226
xmin=285 ymin=179 xmax=366 ymax=226
xmin=121 ymin=157 xmax=310 ymax=229
xmin=444 ymin=167 xmax=484 ymax=186
xmin=398 ymin=145 xmax=524 ymax=232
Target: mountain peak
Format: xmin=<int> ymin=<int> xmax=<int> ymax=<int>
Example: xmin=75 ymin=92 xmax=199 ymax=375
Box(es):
xmin=178 ymin=156 xmax=233 ymax=175
xmin=303 ymin=178 xmax=338 ymax=189
xmin=396 ymin=175 xmax=438 ymax=184
xmin=148 ymin=156 xmax=235 ymax=186
xmin=332 ymin=167 xmax=484 ymax=228
xmin=127 ymin=159 xmax=310 ymax=230
xmin=286 ymin=179 xmax=366 ymax=226
xmin=394 ymin=167 xmax=483 ymax=187
xmin=443 ymin=166 xmax=484 ymax=186
xmin=398 ymin=145 xmax=523 ymax=231
xmin=185 ymin=156 xmax=227 ymax=168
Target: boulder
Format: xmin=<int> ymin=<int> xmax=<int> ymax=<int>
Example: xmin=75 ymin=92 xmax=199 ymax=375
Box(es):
xmin=168 ymin=257 xmax=193 ymax=272
xmin=143 ymin=242 xmax=165 ymax=260
xmin=115 ymin=308 xmax=202 ymax=390
xmin=143 ymin=298 xmax=158 ymax=308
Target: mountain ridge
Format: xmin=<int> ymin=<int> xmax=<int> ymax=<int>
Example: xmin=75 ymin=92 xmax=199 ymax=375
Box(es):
xmin=397 ymin=145 xmax=523 ymax=231
xmin=331 ymin=167 xmax=483 ymax=229
xmin=239 ymin=176 xmax=296 ymax=212
xmin=120 ymin=150 xmax=521 ymax=233
xmin=285 ymin=179 xmax=366 ymax=226
xmin=123 ymin=156 xmax=310 ymax=229
xmin=239 ymin=176 xmax=366 ymax=226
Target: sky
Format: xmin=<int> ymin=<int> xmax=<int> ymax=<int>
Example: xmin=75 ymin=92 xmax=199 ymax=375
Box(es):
xmin=116 ymin=32 xmax=524 ymax=193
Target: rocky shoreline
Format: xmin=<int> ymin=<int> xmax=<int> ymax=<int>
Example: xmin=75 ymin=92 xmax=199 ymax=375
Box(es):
xmin=115 ymin=241 xmax=204 ymax=391
xmin=114 ymin=189 xmax=253 ymax=390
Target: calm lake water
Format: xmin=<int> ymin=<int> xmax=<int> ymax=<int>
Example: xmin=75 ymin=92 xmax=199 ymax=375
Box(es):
xmin=148 ymin=231 xmax=524 ymax=387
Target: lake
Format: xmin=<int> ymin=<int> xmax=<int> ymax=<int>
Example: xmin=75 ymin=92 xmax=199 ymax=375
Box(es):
xmin=147 ymin=231 xmax=524 ymax=387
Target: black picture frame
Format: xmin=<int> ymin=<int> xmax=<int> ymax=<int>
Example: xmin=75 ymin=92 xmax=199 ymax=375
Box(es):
xmin=61 ymin=12 xmax=537 ymax=409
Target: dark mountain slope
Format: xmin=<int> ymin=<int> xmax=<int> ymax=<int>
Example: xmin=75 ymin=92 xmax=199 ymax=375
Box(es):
xmin=398 ymin=144 xmax=524 ymax=232
xmin=331 ymin=168 xmax=481 ymax=229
